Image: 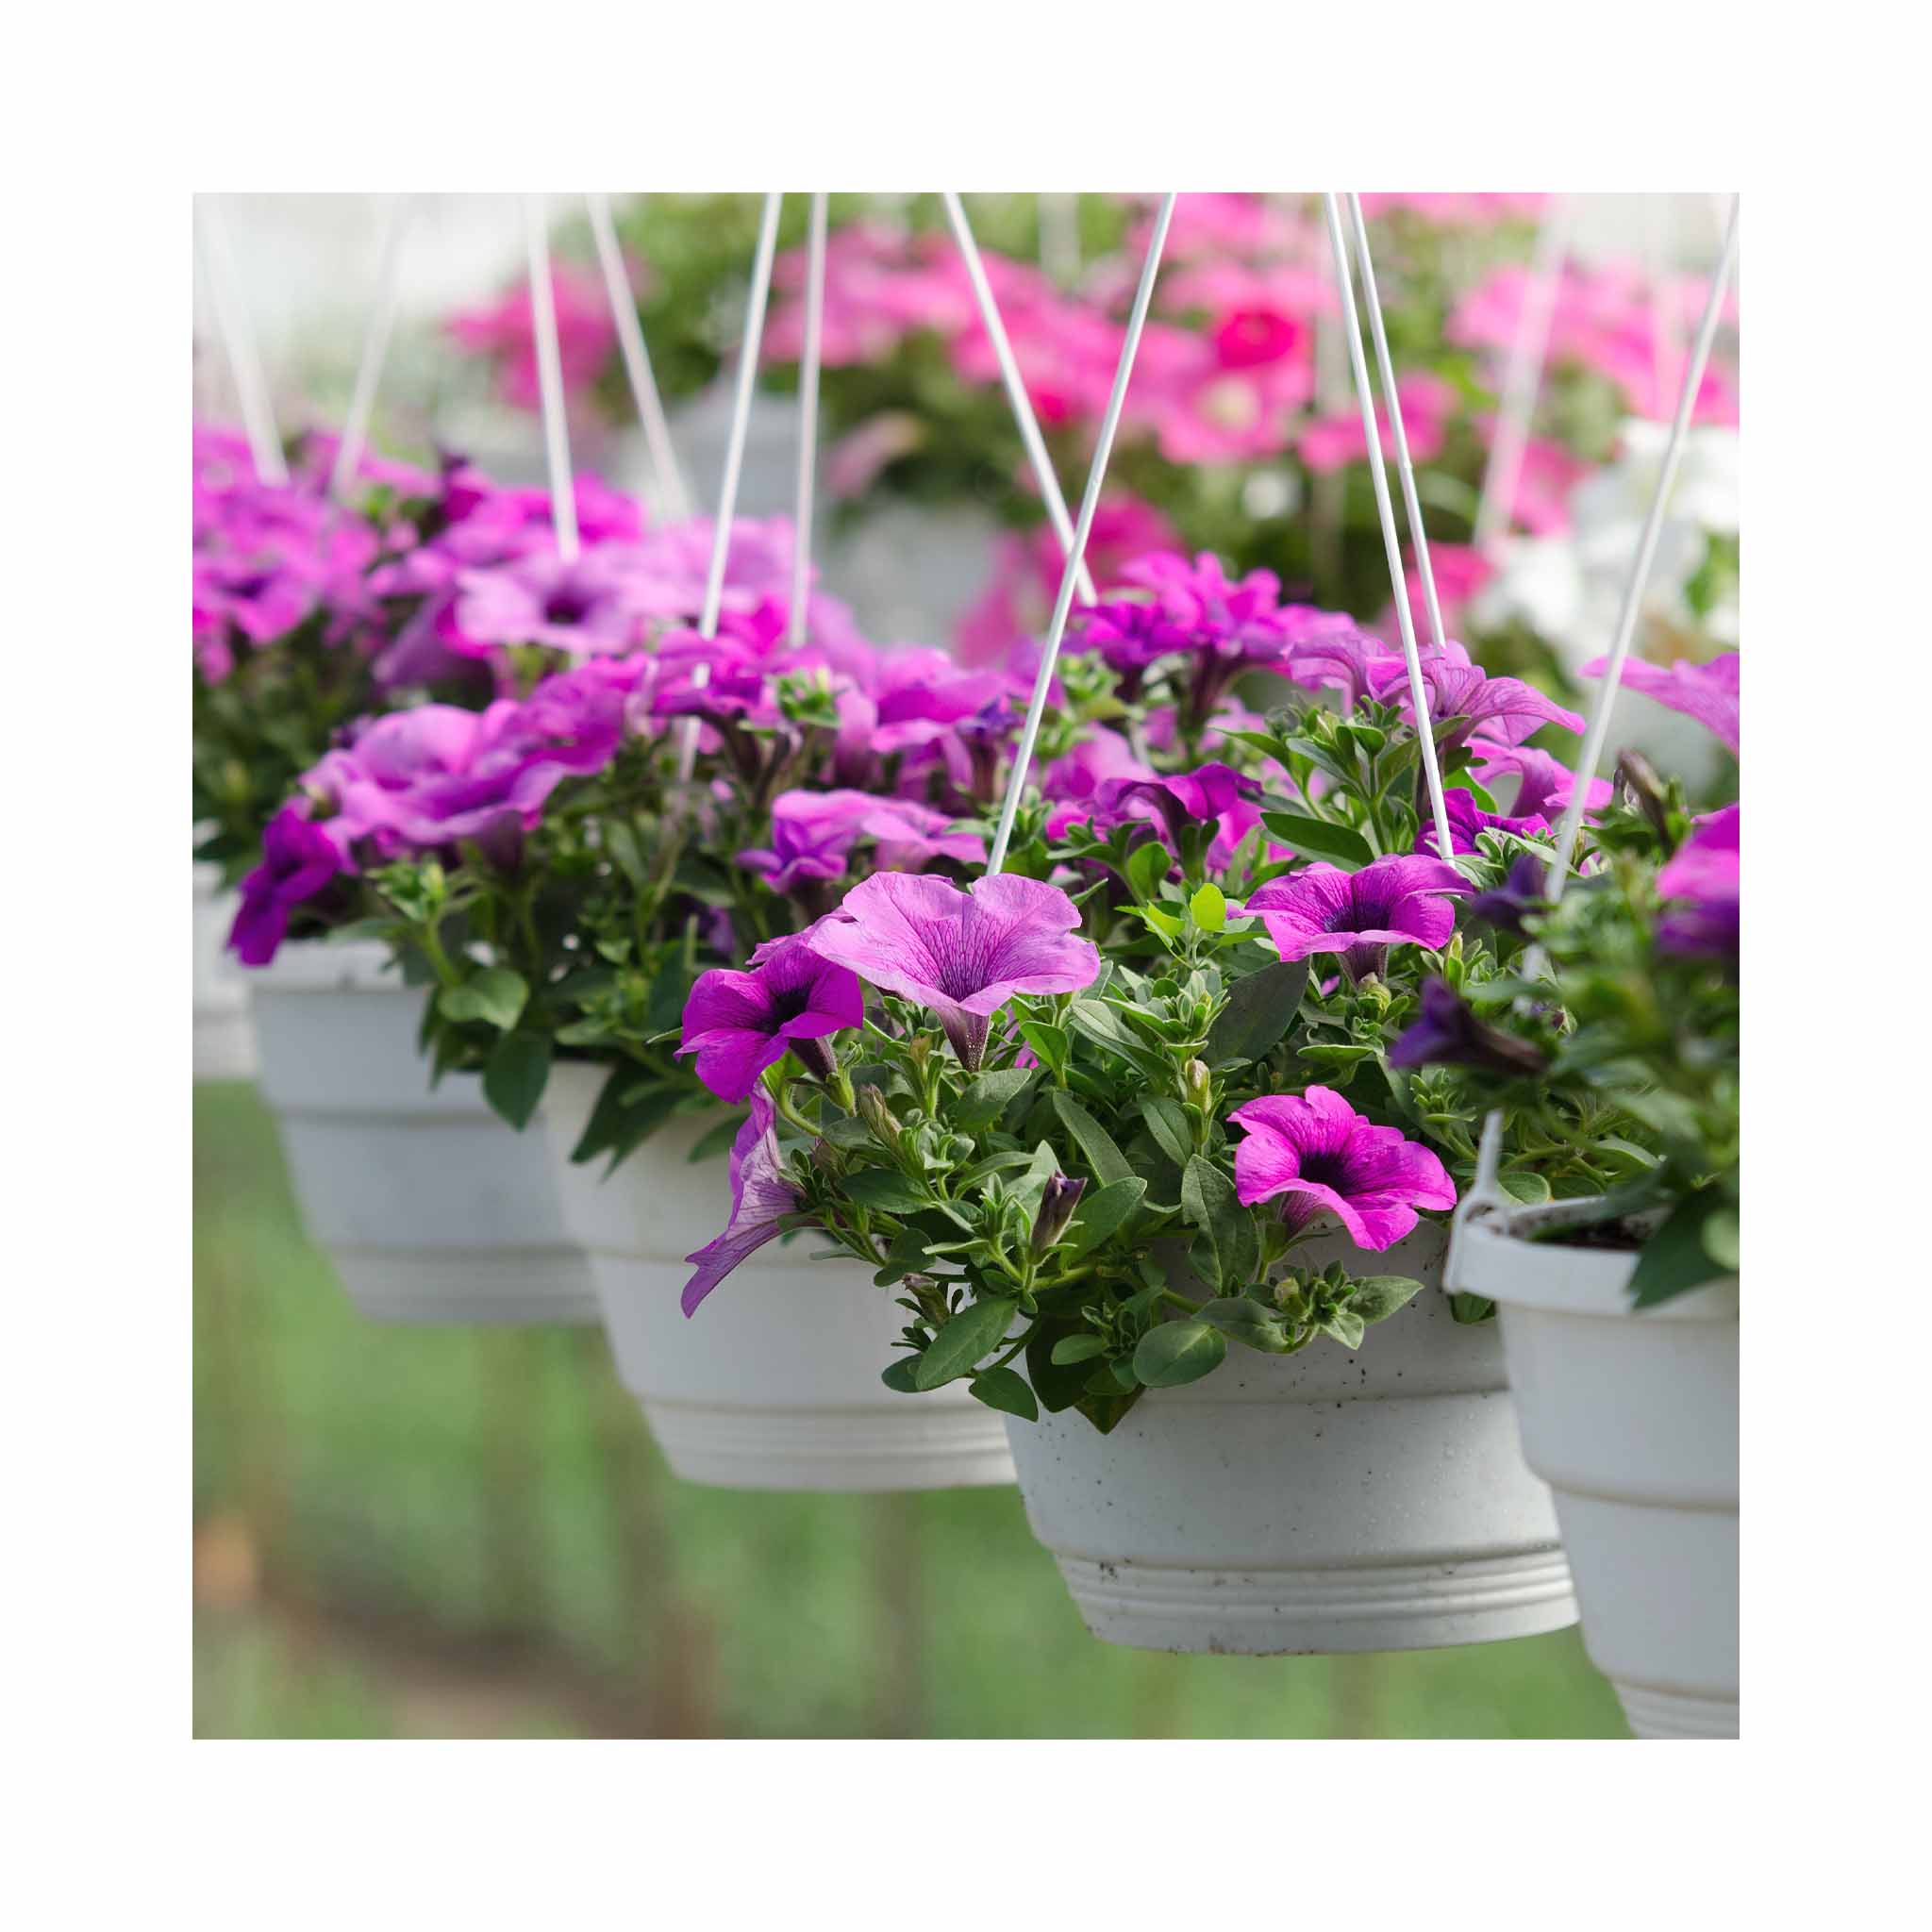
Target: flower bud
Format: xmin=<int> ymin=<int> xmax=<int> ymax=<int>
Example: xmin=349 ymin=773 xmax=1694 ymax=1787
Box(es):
xmin=1031 ymin=1173 xmax=1087 ymax=1254
xmin=790 ymin=1034 xmax=837 ymax=1084
xmin=857 ymin=1082 xmax=901 ymax=1147
xmin=1182 ymin=1058 xmax=1213 ymax=1114
xmin=1615 ymin=748 xmax=1673 ymax=847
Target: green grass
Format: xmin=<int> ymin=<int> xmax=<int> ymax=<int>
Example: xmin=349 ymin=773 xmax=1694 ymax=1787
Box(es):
xmin=193 ymin=1083 xmax=1625 ymax=1739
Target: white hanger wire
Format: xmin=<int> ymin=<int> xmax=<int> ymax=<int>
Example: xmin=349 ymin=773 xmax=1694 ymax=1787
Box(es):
xmin=985 ymin=192 xmax=1177 ymax=877
xmin=676 ymin=191 xmax=783 ymax=782
xmin=1344 ymin=192 xmax=1451 ymax=659
xmin=942 ymin=192 xmax=1096 ymax=606
xmin=524 ymin=193 xmax=579 ymax=563
xmin=1321 ymin=192 xmax=1455 ymax=863
xmin=587 ymin=192 xmax=692 ymax=522
xmin=328 ymin=194 xmax=413 ymax=502
xmin=195 ymin=196 xmax=288 ymax=486
xmin=1472 ymin=196 xmax=1569 ymax=553
xmin=788 ymin=193 xmax=828 ymax=651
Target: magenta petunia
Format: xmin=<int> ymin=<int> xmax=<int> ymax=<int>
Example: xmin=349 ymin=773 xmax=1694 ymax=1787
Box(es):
xmin=1582 ymin=651 xmax=1740 ymax=758
xmin=802 ymin=872 xmax=1101 ymax=1070
xmin=1471 ymin=743 xmax=1611 ymax=822
xmin=227 ymin=803 xmax=349 ymax=967
xmin=738 ymin=791 xmax=985 ymax=900
xmin=1413 ymin=787 xmax=1551 ymax=858
xmin=1227 ymin=1085 xmax=1456 ymax=1250
xmin=1656 ymin=802 xmax=1740 ymax=957
xmin=1245 ymin=856 xmax=1466 ymax=984
xmin=681 ymin=1091 xmax=803 ymax=1316
xmin=1368 ymin=651 xmax=1584 ymax=753
xmin=677 ymin=933 xmax=864 ymax=1101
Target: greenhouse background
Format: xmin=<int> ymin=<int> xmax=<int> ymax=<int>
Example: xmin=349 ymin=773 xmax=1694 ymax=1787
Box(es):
xmin=192 ymin=191 xmax=1734 ymax=1740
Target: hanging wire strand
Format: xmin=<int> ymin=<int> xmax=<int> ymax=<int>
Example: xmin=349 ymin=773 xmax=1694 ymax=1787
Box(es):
xmin=1542 ymin=196 xmax=1740 ymax=903
xmin=985 ymin=192 xmax=1177 ymax=877
xmin=195 ymin=197 xmax=288 ymax=485
xmin=676 ymin=190 xmax=783 ymax=782
xmin=587 ymin=192 xmax=691 ymax=522
xmin=1472 ymin=197 xmax=1569 ymax=553
xmin=942 ymin=192 xmax=1095 ymax=605
xmin=788 ymin=193 xmax=828 ymax=650
xmin=329 ymin=194 xmax=413 ymax=502
xmin=1345 ymin=192 xmax=1450 ymax=658
xmin=1322 ymin=192 xmax=1455 ymax=863
xmin=524 ymin=192 xmax=579 ymax=563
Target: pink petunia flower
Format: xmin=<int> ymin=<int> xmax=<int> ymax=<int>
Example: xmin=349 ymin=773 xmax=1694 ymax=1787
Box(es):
xmin=1582 ymin=651 xmax=1739 ymax=758
xmin=677 ymin=933 xmax=864 ymax=1102
xmin=802 ymin=872 xmax=1101 ymax=1071
xmin=681 ymin=1091 xmax=804 ymax=1315
xmin=1245 ymin=856 xmax=1467 ymax=985
xmin=1228 ymin=1086 xmax=1456 ymax=1250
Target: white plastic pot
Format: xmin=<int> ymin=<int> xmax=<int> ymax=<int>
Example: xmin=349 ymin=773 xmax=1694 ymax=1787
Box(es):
xmin=1003 ymin=1224 xmax=1577 ymax=1657
xmin=193 ymin=864 xmax=257 ymax=1082
xmin=250 ymin=943 xmax=596 ymax=1324
xmin=541 ymin=1063 xmax=1017 ymax=1492
xmin=1456 ymin=1213 xmax=1739 ymax=1739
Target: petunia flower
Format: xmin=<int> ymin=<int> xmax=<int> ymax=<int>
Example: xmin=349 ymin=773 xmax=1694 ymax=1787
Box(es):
xmin=681 ymin=1091 xmax=803 ymax=1316
xmin=1465 ymin=852 xmax=1550 ymax=936
xmin=738 ymin=791 xmax=986 ymax=902
xmin=1471 ymin=743 xmax=1611 ymax=823
xmin=1582 ymin=650 xmax=1740 ymax=758
xmin=1388 ymin=976 xmax=1549 ymax=1077
xmin=1368 ymin=652 xmax=1585 ymax=754
xmin=801 ymin=872 xmax=1101 ymax=1070
xmin=227 ymin=803 xmax=350 ymax=967
xmin=678 ymin=933 xmax=864 ymax=1101
xmin=1656 ymin=802 xmax=1740 ymax=957
xmin=1413 ymin=787 xmax=1551 ymax=858
xmin=1245 ymin=856 xmax=1467 ymax=984
xmin=1227 ymin=1086 xmax=1456 ymax=1250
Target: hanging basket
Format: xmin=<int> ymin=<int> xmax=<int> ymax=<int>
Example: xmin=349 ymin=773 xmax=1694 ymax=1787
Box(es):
xmin=193 ymin=864 xmax=257 ymax=1083
xmin=1004 ymin=1224 xmax=1577 ymax=1656
xmin=1456 ymin=1210 xmax=1739 ymax=1739
xmin=542 ymin=1063 xmax=1017 ymax=1493
xmin=251 ymin=943 xmax=596 ymax=1324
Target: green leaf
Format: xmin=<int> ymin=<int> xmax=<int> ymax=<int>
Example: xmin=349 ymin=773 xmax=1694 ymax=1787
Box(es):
xmin=1498 ymin=1169 xmax=1553 ymax=1206
xmin=880 ymin=1357 xmax=922 ymax=1393
xmin=969 ymin=1366 xmax=1039 ymax=1422
xmin=1205 ymin=958 xmax=1310 ymax=1067
xmin=1321 ymin=1309 xmax=1367 ymax=1350
xmin=1259 ymin=812 xmax=1375 ymax=869
xmin=1704 ymin=1203 xmax=1740 ymax=1272
xmin=1049 ymin=1090 xmax=1134 ymax=1186
xmin=873 ymin=1223 xmax=939 ymax=1287
xmin=1182 ymin=1155 xmax=1258 ymax=1294
xmin=438 ymin=967 xmax=529 ymax=1032
xmin=1132 ymin=1319 xmax=1227 ymax=1389
xmin=1196 ymin=1296 xmax=1291 ymax=1352
xmin=1049 ymin=1334 xmax=1108 ymax=1365
xmin=1136 ymin=903 xmax=1183 ymax=941
xmin=1058 ymin=1176 xmax=1147 ymax=1258
xmin=1629 ymin=1192 xmax=1727 ymax=1308
xmin=1348 ymin=1275 xmax=1424 ymax=1324
xmin=1141 ymin=1097 xmax=1194 ymax=1168
xmin=569 ymin=1066 xmax=681 ymax=1172
xmin=1124 ymin=839 xmax=1172 ymax=902
xmin=482 ymin=1030 xmax=552 ymax=1131
xmin=954 ymin=1066 xmax=1038 ymax=1129
xmin=1027 ymin=1319 xmax=1101 ymax=1413
xmin=914 ymin=1297 xmax=1019 ymax=1390
xmin=686 ymin=1113 xmax=748 ymax=1164
xmin=841 ymin=1169 xmax=932 ymax=1216
xmin=1189 ymin=882 xmax=1227 ymax=931
xmin=1017 ymin=1022 xmax=1070 ymax=1081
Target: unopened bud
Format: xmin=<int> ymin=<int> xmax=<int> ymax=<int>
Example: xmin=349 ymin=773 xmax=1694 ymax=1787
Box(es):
xmin=1031 ymin=1173 xmax=1087 ymax=1254
xmin=1615 ymin=748 xmax=1673 ymax=846
xmin=857 ymin=1083 xmax=901 ymax=1147
xmin=1182 ymin=1058 xmax=1213 ymax=1113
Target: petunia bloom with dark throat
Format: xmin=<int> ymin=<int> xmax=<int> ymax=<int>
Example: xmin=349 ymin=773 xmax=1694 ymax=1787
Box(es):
xmin=677 ymin=933 xmax=864 ymax=1102
xmin=801 ymin=872 xmax=1102 ymax=1071
xmin=1244 ymin=855 xmax=1466 ymax=984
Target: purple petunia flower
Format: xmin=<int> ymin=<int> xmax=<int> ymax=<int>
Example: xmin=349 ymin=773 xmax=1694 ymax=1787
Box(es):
xmin=455 ymin=548 xmax=650 ymax=656
xmin=1471 ymin=743 xmax=1611 ymax=823
xmin=1227 ymin=1085 xmax=1456 ymax=1250
xmin=681 ymin=1091 xmax=803 ymax=1316
xmin=1368 ymin=651 xmax=1584 ymax=753
xmin=1465 ymin=851 xmax=1550 ymax=936
xmin=801 ymin=872 xmax=1102 ymax=1070
xmin=738 ymin=791 xmax=985 ymax=901
xmin=1413 ymin=786 xmax=1551 ymax=857
xmin=1582 ymin=651 xmax=1739 ymax=758
xmin=1656 ymin=802 xmax=1740 ymax=957
xmin=677 ymin=933 xmax=863 ymax=1101
xmin=1245 ymin=856 xmax=1467 ymax=984
xmin=227 ymin=803 xmax=349 ymax=967
xmin=1388 ymin=976 xmax=1549 ymax=1077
